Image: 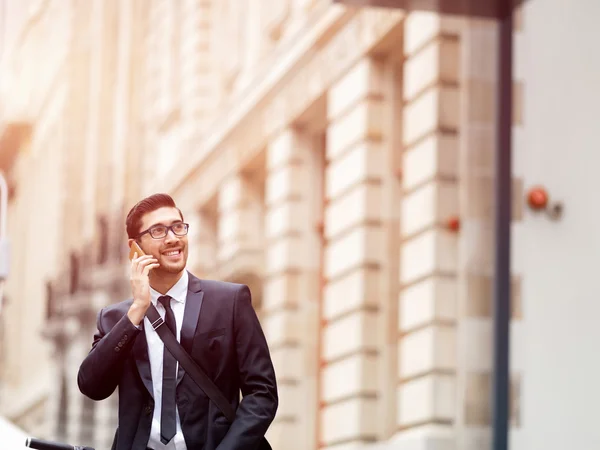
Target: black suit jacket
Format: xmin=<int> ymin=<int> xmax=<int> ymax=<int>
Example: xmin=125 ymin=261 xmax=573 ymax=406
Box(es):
xmin=77 ymin=273 xmax=278 ymax=450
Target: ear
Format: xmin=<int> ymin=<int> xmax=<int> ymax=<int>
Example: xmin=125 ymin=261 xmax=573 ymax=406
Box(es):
xmin=128 ymin=239 xmax=135 ymax=249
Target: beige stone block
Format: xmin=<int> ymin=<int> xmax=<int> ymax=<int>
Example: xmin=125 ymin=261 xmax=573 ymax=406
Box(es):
xmin=323 ymin=311 xmax=379 ymax=362
xmin=513 ymin=80 xmax=524 ymax=126
xmin=462 ymin=24 xmax=498 ymax=81
xmin=217 ymin=241 xmax=242 ymax=264
xmin=266 ymin=164 xmax=308 ymax=206
xmin=466 ymin=78 xmax=496 ymax=123
xmin=404 ymin=38 xmax=459 ymax=102
xmin=328 ymin=58 xmax=384 ymax=121
xmin=321 ymin=397 xmax=378 ymax=444
xmin=464 ymin=176 xmax=525 ymax=221
xmin=321 ymin=442 xmax=365 ymax=450
xmin=399 ymin=276 xmax=457 ymax=332
xmin=324 ymin=267 xmax=380 ymax=321
xmin=262 ymin=309 xmax=301 ymax=348
xmin=271 ymin=346 xmax=302 ymax=382
xmin=263 ymin=273 xmax=301 ymax=312
xmin=265 ymin=199 xmax=307 ymax=239
xmin=462 ymin=126 xmax=494 ymax=171
xmin=463 ymin=274 xmax=522 ymax=319
xmin=266 ymin=235 xmax=306 ymax=275
xmin=322 ymin=353 xmax=378 ymax=403
xmin=390 ymin=424 xmax=455 ymax=448
xmin=404 ymin=12 xmax=442 ymax=56
xmin=401 ymin=181 xmax=458 ymax=238
xmin=461 ymin=223 xmax=494 ymax=273
xmin=218 ymin=212 xmax=237 ymax=243
xmin=265 ymin=421 xmax=299 ymax=450
xmin=326 ymin=142 xmax=382 ymax=202
xmin=397 ymin=374 xmax=455 ymax=427
xmin=218 ymin=175 xmax=256 ymax=212
xmin=325 ymin=183 xmax=381 ymax=240
xmin=326 ymin=99 xmax=384 ymax=162
xmin=325 ymin=226 xmax=383 ymax=280
xmin=267 ymin=129 xmax=305 ymax=170
xmin=218 ymin=208 xmax=262 ymax=243
xmin=402 ymin=133 xmax=458 ymax=191
xmin=400 ymin=229 xmax=457 ymax=285
xmin=403 ymin=86 xmax=459 ymax=147
xmin=464 ymin=372 xmax=490 ymax=426
xmin=404 ymin=12 xmax=460 ymax=56
xmin=399 ymin=325 xmax=456 ymax=379
xmin=464 ymin=371 xmax=520 ymax=428
xmin=463 ymin=321 xmax=492 ymax=372
xmin=277 ymin=382 xmax=301 ymax=420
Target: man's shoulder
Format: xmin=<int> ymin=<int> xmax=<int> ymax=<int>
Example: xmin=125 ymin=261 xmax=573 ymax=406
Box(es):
xmin=198 ymin=278 xmax=246 ymax=293
xmin=191 ymin=275 xmax=249 ymax=303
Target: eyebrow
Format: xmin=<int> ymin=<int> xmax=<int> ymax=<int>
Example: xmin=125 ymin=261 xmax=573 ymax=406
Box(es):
xmin=149 ymin=219 xmax=183 ymax=228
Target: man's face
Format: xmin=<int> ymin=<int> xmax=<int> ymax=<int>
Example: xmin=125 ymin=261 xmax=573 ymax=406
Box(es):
xmin=134 ymin=206 xmax=188 ymax=275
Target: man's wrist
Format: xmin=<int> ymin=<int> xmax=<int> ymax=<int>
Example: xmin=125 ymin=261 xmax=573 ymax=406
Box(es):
xmin=127 ymin=302 xmax=149 ymax=326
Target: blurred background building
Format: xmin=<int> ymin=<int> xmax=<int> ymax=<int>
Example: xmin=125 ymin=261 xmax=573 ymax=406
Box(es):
xmin=0 ymin=1 xmax=599 ymax=450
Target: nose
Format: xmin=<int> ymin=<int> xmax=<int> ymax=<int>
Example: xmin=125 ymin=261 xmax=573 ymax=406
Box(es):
xmin=164 ymin=228 xmax=178 ymax=244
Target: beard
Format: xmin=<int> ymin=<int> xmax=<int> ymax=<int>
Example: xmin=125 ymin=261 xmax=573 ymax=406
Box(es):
xmin=155 ymin=247 xmax=187 ymax=274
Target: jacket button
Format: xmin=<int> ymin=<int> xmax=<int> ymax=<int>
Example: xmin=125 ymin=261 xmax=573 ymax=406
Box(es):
xmin=114 ymin=347 xmax=120 ymax=352
xmin=118 ymin=341 xmax=124 ymax=347
xmin=145 ymin=405 xmax=153 ymax=415
xmin=123 ymin=335 xmax=128 ymax=340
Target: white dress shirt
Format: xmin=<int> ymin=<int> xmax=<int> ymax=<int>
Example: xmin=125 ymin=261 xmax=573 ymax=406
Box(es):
xmin=145 ymin=270 xmax=189 ymax=450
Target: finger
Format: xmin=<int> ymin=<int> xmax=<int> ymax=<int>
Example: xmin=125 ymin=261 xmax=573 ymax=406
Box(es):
xmin=133 ymin=254 xmax=155 ymax=264
xmin=133 ymin=257 xmax=157 ymax=269
xmin=142 ymin=263 xmax=160 ymax=275
xmin=137 ymin=257 xmax=159 ymax=268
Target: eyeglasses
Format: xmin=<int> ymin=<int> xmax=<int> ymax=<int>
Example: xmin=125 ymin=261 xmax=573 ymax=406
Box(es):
xmin=137 ymin=222 xmax=189 ymax=240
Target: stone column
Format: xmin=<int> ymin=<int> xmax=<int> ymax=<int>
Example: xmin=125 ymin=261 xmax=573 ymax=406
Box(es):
xmin=109 ymin=0 xmax=134 ymax=216
xmin=262 ymin=129 xmax=320 ymax=450
xmin=217 ymin=173 xmax=264 ymax=279
xmin=66 ymin=328 xmax=89 ymax=444
xmin=180 ymin=0 xmax=215 ymax=138
xmin=186 ymin=207 xmax=219 ymax=278
xmin=320 ymin=57 xmax=387 ymax=448
xmin=80 ymin=0 xmax=105 ymax=243
xmin=44 ymin=347 xmax=64 ymax=442
xmin=394 ymin=12 xmax=461 ymax=448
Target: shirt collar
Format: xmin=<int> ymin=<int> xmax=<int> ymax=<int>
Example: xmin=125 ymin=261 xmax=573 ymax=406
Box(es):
xmin=150 ymin=270 xmax=189 ymax=305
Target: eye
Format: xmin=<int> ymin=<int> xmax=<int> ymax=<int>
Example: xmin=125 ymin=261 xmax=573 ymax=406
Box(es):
xmin=150 ymin=225 xmax=167 ymax=237
xmin=172 ymin=223 xmax=186 ymax=233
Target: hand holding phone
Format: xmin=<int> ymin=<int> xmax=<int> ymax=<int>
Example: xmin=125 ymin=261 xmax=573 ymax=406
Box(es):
xmin=127 ymin=242 xmax=160 ymax=326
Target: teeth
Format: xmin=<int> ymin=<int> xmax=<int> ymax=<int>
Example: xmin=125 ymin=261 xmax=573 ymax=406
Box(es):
xmin=165 ymin=250 xmax=179 ymax=256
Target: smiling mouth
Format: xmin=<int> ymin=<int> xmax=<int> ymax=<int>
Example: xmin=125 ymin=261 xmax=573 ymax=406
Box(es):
xmin=162 ymin=249 xmax=182 ymax=257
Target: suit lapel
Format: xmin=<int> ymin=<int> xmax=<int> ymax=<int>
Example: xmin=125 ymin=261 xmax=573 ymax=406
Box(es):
xmin=133 ymin=322 xmax=154 ymax=398
xmin=177 ymin=272 xmax=204 ymax=385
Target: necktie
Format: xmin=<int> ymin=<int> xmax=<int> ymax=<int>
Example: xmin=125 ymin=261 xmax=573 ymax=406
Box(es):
xmin=158 ymin=295 xmax=177 ymax=444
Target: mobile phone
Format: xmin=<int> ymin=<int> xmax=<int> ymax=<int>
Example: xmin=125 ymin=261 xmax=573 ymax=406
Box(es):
xmin=129 ymin=241 xmax=145 ymax=261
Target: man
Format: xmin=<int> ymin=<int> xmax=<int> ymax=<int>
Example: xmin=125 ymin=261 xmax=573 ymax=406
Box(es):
xmin=78 ymin=193 xmax=278 ymax=450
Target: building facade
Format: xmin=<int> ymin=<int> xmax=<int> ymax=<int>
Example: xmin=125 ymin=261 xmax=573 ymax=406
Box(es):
xmin=1 ymin=1 xmax=600 ymax=450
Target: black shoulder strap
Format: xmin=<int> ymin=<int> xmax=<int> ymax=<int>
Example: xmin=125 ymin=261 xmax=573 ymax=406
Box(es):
xmin=145 ymin=304 xmax=236 ymax=422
